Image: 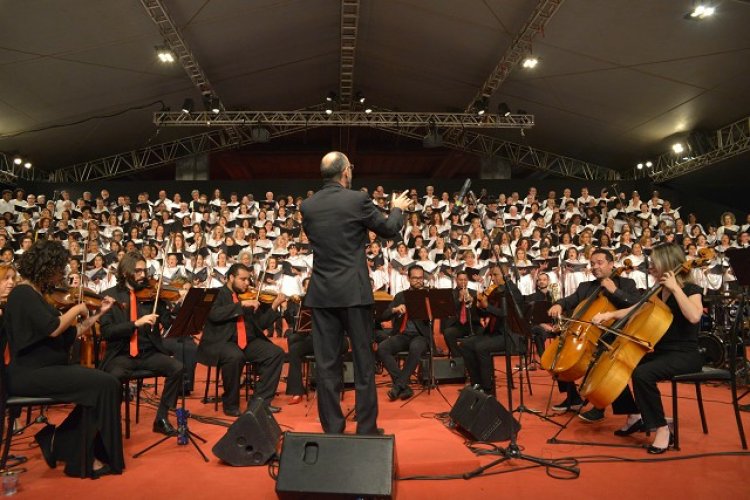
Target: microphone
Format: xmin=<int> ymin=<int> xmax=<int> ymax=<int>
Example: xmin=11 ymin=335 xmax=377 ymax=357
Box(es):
xmin=452 ymin=178 xmax=472 ymax=215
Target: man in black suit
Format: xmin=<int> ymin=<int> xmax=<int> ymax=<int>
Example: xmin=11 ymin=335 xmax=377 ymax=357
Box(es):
xmin=442 ymin=270 xmax=484 ymax=362
xmin=460 ymin=265 xmax=525 ymax=395
xmin=377 ymin=266 xmax=433 ymax=401
xmin=548 ymin=248 xmax=641 ymax=420
xmin=196 ymin=263 xmax=286 ymax=416
xmin=301 ymin=151 xmax=410 ymax=435
xmin=99 ymin=251 xmax=184 ymax=436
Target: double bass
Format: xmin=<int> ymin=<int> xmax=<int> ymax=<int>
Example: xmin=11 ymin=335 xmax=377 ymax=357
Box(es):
xmin=540 ymin=259 xmax=633 ymax=382
xmin=579 ymin=249 xmax=714 ymax=408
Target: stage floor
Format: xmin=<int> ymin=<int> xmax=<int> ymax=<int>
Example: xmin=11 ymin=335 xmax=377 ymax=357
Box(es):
xmin=8 ymin=357 xmax=750 ymax=499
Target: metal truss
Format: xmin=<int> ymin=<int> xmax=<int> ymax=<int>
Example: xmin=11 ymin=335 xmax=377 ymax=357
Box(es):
xmin=152 ymin=110 xmax=535 ymax=129
xmin=645 ymin=115 xmax=750 ymax=182
xmin=140 ymin=0 xmax=240 ymax=143
xmin=339 ymin=0 xmax=360 ymax=109
xmin=465 ymin=0 xmax=564 ymax=111
xmin=372 ymin=124 xmax=620 ymax=181
xmin=0 ymin=153 xmax=35 ymax=182
xmin=47 ymin=125 xmax=312 ymax=183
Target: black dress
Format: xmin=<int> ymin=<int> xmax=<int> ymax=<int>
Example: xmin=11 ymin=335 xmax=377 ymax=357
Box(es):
xmin=4 ymin=284 xmax=124 ymax=478
xmin=612 ymin=283 xmax=704 ymax=429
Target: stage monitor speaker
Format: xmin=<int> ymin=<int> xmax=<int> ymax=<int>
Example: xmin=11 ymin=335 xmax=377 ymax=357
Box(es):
xmin=449 ymin=386 xmax=520 ymax=442
xmin=275 ymin=432 xmax=395 ymax=499
xmin=212 ymin=398 xmax=281 ymax=466
xmin=419 ymin=357 xmax=467 ymax=384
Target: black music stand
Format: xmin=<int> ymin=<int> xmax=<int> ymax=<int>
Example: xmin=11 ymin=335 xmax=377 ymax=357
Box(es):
xmin=400 ymin=288 xmax=454 ymax=407
xmin=133 ymin=287 xmax=219 ymax=461
xmin=725 ymin=248 xmax=750 ymax=406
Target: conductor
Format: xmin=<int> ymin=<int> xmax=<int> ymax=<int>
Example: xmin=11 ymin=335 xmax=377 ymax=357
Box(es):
xmin=301 ymin=151 xmax=410 ymax=434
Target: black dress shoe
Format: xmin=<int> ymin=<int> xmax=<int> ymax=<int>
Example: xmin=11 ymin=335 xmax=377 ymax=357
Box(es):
xmin=34 ymin=423 xmax=56 ymax=469
xmin=153 ymin=418 xmax=178 ymax=436
xmin=387 ymin=386 xmax=402 ymax=401
xmin=91 ymin=464 xmax=113 ymax=480
xmin=223 ymin=408 xmax=241 ymax=417
xmin=614 ymin=419 xmax=645 ymax=436
xmin=647 ymin=432 xmax=674 ymax=454
xmin=399 ymin=386 xmax=414 ymax=400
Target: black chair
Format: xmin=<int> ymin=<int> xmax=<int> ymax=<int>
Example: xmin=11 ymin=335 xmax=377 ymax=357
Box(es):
xmin=490 ymin=350 xmax=533 ymax=396
xmin=122 ymin=369 xmax=159 ymax=439
xmin=670 ymin=366 xmax=747 ymax=450
xmin=0 ymin=364 xmax=88 ymax=476
xmin=201 ymin=362 xmax=257 ymax=412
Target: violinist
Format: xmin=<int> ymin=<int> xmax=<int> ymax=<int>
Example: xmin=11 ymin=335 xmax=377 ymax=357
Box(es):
xmin=196 ymin=263 xmax=285 ymax=416
xmin=460 ymin=264 xmax=524 ymax=395
xmin=442 ymin=270 xmax=484 ymax=364
xmin=4 ymin=240 xmax=123 ymax=479
xmin=548 ymin=248 xmax=640 ymax=419
xmin=99 ymin=251 xmax=185 ymax=436
xmin=591 ymin=243 xmax=703 ymax=454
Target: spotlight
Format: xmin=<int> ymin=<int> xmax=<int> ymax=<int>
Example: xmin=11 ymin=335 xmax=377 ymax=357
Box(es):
xmin=475 ymin=97 xmax=488 ymax=116
xmin=325 ymin=107 xmax=333 ymax=115
xmin=364 ymin=106 xmax=372 ymax=114
xmin=637 ymin=163 xmax=644 ymax=170
xmin=498 ymin=103 xmax=511 ymax=117
xmin=355 ymin=92 xmax=366 ymax=104
xmin=13 ymin=157 xmax=22 ymax=165
xmin=23 ymin=161 xmax=32 ymax=169
xmin=207 ymin=96 xmax=220 ymax=114
xmin=672 ymin=143 xmax=684 ymax=154
xmin=181 ymin=98 xmax=194 ymax=114
xmin=522 ymin=56 xmax=539 ymax=69
xmin=689 ymin=3 xmax=715 ymax=19
xmin=645 ymin=161 xmax=653 ymax=168
xmin=155 ymin=46 xmax=175 ymax=63
xmin=326 ymin=91 xmax=337 ymax=103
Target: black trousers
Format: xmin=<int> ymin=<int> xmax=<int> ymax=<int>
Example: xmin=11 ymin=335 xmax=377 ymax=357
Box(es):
xmin=531 ymin=325 xmax=580 ymax=400
xmin=443 ymin=322 xmax=481 ymax=358
xmin=377 ymin=333 xmax=429 ymax=389
xmin=105 ymin=351 xmax=183 ymax=421
xmin=163 ymin=337 xmax=198 ymax=391
xmin=609 ymin=350 xmax=703 ymax=429
xmin=214 ymin=337 xmax=284 ymax=411
xmin=459 ymin=333 xmax=509 ymax=394
xmin=286 ymin=332 xmax=314 ymax=396
xmin=310 ymin=306 xmax=377 ymax=435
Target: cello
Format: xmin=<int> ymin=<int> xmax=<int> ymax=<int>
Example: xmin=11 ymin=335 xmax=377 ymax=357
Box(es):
xmin=579 ymin=249 xmax=714 ymax=408
xmin=540 ymin=259 xmax=633 ymax=382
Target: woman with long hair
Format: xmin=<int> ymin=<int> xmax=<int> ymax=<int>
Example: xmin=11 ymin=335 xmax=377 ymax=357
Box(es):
xmin=592 ymin=243 xmax=703 ymax=454
xmin=4 ymin=240 xmax=122 ymax=478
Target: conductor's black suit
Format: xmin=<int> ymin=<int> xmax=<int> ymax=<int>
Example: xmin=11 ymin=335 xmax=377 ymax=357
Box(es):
xmin=301 ymin=181 xmax=404 ymax=434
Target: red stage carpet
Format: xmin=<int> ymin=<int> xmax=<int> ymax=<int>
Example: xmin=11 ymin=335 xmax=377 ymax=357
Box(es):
xmin=8 ymin=357 xmax=750 ymax=499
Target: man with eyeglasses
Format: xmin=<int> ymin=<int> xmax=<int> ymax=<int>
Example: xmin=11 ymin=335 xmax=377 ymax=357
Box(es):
xmin=377 ymin=266 xmax=432 ymax=401
xmin=99 ymin=251 xmax=185 ymax=436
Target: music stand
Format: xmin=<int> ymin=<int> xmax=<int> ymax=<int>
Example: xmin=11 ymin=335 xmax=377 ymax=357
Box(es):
xmin=133 ymin=287 xmax=220 ymax=461
xmin=400 ymin=288 xmax=455 ymax=407
xmin=725 ymin=248 xmax=750 ymax=406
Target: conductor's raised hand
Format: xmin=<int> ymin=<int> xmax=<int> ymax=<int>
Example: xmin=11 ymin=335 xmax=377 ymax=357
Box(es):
xmin=391 ymin=190 xmax=411 ymax=211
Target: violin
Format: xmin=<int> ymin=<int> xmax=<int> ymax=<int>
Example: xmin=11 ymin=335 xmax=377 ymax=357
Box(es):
xmin=239 ymin=287 xmax=279 ymax=305
xmin=373 ymin=290 xmax=394 ymax=302
xmin=132 ymin=278 xmax=184 ymax=302
xmin=45 ymin=286 xmax=109 ymax=312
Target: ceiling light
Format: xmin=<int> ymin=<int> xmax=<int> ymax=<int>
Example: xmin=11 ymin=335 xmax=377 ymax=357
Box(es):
xmin=326 ymin=91 xmax=337 ymax=103
xmin=325 ymin=107 xmax=333 ymax=115
xmin=364 ymin=106 xmax=372 ymax=114
xmin=155 ymin=46 xmax=175 ymax=63
xmin=181 ymin=98 xmax=194 ymax=114
xmin=208 ymin=96 xmax=221 ymax=114
xmin=498 ymin=103 xmax=511 ymax=117
xmin=672 ymin=143 xmax=684 ymax=154
xmin=13 ymin=157 xmax=22 ymax=165
xmin=645 ymin=161 xmax=653 ymax=168
xmin=475 ymin=97 xmax=488 ymax=116
xmin=23 ymin=161 xmax=32 ymax=169
xmin=356 ymin=92 xmax=366 ymax=104
xmin=636 ymin=163 xmax=644 ymax=170
xmin=522 ymin=56 xmax=539 ymax=69
xmin=689 ymin=3 xmax=715 ymax=19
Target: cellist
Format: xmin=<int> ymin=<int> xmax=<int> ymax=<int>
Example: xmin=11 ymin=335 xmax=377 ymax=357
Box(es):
xmin=548 ymin=248 xmax=641 ymax=417
xmin=591 ymin=243 xmax=703 ymax=454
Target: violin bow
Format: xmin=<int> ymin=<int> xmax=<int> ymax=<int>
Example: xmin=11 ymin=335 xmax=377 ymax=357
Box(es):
xmin=151 ymin=232 xmax=173 ymax=316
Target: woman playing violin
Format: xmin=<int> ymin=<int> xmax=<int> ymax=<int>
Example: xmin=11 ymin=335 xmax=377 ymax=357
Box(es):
xmin=592 ymin=243 xmax=703 ymax=454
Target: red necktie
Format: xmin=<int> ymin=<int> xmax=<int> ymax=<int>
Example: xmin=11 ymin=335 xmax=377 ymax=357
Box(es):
xmin=460 ymin=301 xmax=467 ymax=325
xmin=129 ymin=291 xmax=139 ymax=357
xmin=233 ymin=294 xmax=248 ymax=349
xmin=399 ymin=313 xmax=408 ymax=334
